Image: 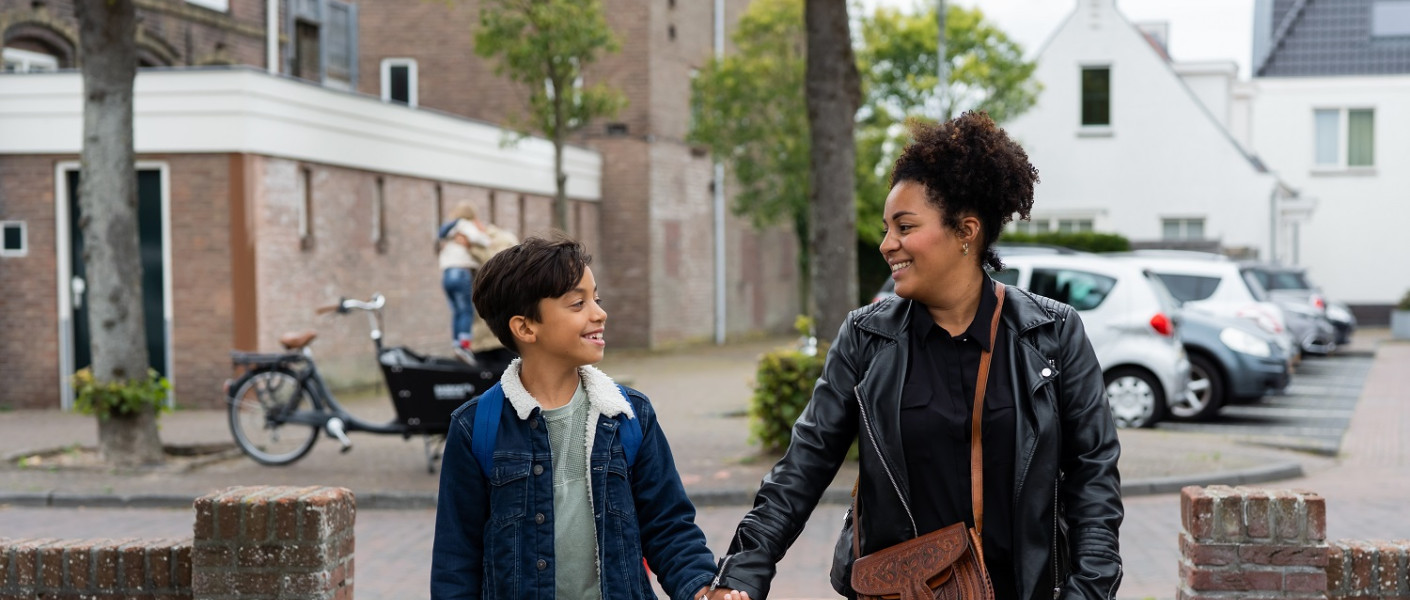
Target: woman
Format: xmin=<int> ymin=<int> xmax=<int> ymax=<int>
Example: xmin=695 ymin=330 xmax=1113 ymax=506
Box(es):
xmin=710 ymin=112 xmax=1123 ymax=600
xmin=438 ymin=202 xmax=490 ymax=363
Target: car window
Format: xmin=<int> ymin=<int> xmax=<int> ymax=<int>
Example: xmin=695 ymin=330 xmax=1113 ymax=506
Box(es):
xmin=1269 ymin=271 xmax=1311 ymax=290
xmin=1030 ymin=268 xmax=1116 ymax=311
xmin=1152 ymin=273 xmax=1221 ymax=302
xmin=1145 ymin=272 xmax=1180 ymax=313
xmin=992 ymin=268 xmax=1020 ymax=286
xmin=1240 ymin=270 xmax=1269 ymax=301
xmin=1244 ymin=268 xmax=1272 ymax=290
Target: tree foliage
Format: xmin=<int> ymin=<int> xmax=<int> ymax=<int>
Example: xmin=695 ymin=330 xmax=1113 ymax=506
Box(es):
xmin=854 ymin=4 xmax=1042 ymax=247
xmin=474 ymin=0 xmax=626 ymax=229
xmin=691 ymin=1 xmax=1042 ymax=286
xmin=689 ymin=0 xmax=809 ymax=238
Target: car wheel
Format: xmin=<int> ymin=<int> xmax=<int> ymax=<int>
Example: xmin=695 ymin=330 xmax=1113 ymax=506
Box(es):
xmin=1171 ymin=353 xmax=1224 ymax=422
xmin=1103 ymin=367 xmax=1165 ymax=428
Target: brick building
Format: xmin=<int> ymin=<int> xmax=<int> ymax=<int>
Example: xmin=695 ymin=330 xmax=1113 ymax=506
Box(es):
xmin=0 ymin=0 xmax=799 ymax=410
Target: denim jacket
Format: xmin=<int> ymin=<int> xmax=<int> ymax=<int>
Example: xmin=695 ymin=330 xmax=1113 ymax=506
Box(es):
xmin=431 ymin=359 xmax=716 ymax=600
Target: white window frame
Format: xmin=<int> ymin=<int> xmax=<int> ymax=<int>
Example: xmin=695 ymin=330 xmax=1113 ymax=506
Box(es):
xmin=1 ymin=221 xmax=27 ymax=257
xmin=1312 ymin=106 xmax=1376 ymax=172
xmin=380 ymin=58 xmax=418 ymax=107
xmin=2 ymin=48 xmax=59 ymax=73
xmin=1161 ymin=217 xmax=1206 ymax=240
xmin=1056 ymin=218 xmax=1094 ymax=234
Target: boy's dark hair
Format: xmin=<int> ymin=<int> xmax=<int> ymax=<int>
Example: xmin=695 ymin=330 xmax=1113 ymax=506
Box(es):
xmin=472 ymin=234 xmax=593 ymax=353
xmin=890 ymin=111 xmax=1038 ymax=272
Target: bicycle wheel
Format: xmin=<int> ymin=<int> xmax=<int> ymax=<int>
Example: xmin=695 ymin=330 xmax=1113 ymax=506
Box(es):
xmin=228 ymin=369 xmax=319 ymax=465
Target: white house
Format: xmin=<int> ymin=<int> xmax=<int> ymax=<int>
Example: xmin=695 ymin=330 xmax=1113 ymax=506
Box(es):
xmin=1002 ymin=0 xmax=1300 ymax=260
xmin=1234 ymin=0 xmax=1410 ymax=311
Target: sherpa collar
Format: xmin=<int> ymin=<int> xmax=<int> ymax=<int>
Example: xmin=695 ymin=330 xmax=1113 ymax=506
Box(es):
xmin=499 ymin=358 xmax=636 ymax=421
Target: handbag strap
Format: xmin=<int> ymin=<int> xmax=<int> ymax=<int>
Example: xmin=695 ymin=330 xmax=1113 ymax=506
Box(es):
xmin=971 ymin=282 xmax=1005 ymax=535
xmin=851 ymin=281 xmax=1007 ymax=555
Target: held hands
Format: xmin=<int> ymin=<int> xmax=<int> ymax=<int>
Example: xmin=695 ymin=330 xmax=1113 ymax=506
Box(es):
xmin=694 ymin=586 xmax=750 ymax=600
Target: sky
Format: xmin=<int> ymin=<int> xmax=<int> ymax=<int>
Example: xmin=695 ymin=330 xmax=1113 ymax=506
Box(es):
xmin=863 ymin=0 xmax=1257 ymax=79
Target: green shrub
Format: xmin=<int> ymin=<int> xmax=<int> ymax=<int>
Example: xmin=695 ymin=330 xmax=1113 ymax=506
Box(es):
xmin=1002 ymin=231 xmax=1131 ymax=253
xmin=70 ymin=368 xmax=171 ymax=420
xmin=749 ymin=346 xmax=827 ymax=452
xmin=1398 ymin=290 xmax=1410 ymax=312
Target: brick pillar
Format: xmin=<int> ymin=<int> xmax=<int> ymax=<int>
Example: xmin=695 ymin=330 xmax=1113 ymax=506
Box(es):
xmin=192 ymin=486 xmax=355 ymax=600
xmin=1178 ymin=485 xmax=1329 ymax=599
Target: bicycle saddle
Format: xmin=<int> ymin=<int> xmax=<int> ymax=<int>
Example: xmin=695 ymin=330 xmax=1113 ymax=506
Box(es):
xmin=279 ymin=330 xmax=318 ymax=350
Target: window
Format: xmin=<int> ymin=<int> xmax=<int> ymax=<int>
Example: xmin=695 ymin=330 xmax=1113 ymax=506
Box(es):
xmin=1057 ymin=219 xmax=1093 ymax=234
xmin=2 ymin=47 xmax=59 ymax=73
xmin=1372 ymin=1 xmax=1410 ymax=37
xmin=1152 ymin=273 xmax=1221 ymax=303
xmin=1030 ymin=269 xmax=1116 ymax=311
xmin=298 ymin=167 xmax=313 ymax=249
xmin=1162 ymin=218 xmax=1205 ymax=240
xmin=1314 ymin=108 xmax=1375 ymax=168
xmin=1012 ymin=219 xmax=1051 ymax=235
xmin=185 ymin=0 xmax=229 ymax=11
xmin=372 ymin=176 xmax=385 ymax=247
xmin=1 ymin=221 xmax=26 ymax=257
xmin=1081 ymin=67 xmax=1110 ymax=127
xmin=381 ymin=59 xmax=417 ymax=107
xmin=288 ymin=0 xmax=358 ymax=88
xmin=991 ymin=268 xmax=1021 ymax=286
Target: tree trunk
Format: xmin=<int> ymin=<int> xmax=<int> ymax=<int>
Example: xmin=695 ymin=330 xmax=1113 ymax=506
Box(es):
xmin=552 ymin=89 xmax=569 ymax=233
xmin=804 ymin=0 xmax=861 ymax=339
xmin=75 ymin=0 xmax=164 ymax=467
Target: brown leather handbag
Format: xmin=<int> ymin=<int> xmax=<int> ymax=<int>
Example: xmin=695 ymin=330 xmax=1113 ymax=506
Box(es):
xmin=849 ymin=283 xmax=1006 ymax=600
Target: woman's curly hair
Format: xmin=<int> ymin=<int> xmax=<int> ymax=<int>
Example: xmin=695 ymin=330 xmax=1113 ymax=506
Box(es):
xmin=890 ymin=111 xmax=1038 ymax=272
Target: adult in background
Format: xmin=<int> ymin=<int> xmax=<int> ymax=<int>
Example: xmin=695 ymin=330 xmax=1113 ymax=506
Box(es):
xmin=467 ymin=219 xmax=520 ymax=373
xmin=439 ymin=203 xmax=489 ymax=363
xmin=709 ymin=112 xmax=1123 ymax=600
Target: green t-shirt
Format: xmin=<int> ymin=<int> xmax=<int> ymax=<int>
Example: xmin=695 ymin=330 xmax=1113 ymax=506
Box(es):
xmin=542 ymin=382 xmax=602 ymax=600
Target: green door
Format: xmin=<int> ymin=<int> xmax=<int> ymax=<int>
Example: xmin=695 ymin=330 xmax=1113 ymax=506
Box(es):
xmin=66 ymin=169 xmax=168 ymax=377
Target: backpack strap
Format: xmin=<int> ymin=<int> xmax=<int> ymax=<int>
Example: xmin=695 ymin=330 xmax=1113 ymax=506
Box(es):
xmin=617 ymin=384 xmax=643 ymax=466
xmin=471 ymin=382 xmax=644 ymax=474
xmin=470 ymin=382 xmax=507 ymax=474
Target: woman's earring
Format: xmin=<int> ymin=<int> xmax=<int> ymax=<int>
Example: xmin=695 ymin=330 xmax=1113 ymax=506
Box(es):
xmin=962 ymin=242 xmax=970 ymax=256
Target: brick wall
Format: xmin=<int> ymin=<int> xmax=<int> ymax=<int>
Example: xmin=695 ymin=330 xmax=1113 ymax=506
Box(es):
xmin=0 ymin=486 xmax=355 ymax=600
xmin=0 ymin=155 xmax=62 ymax=409
xmin=0 ymin=0 xmax=269 ymax=69
xmin=1178 ymin=485 xmax=1410 ymax=600
xmin=0 ymin=154 xmax=236 ymax=410
xmin=0 ymin=537 xmax=193 ymax=600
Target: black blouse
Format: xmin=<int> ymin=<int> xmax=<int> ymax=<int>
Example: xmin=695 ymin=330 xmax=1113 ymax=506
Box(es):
xmin=900 ymin=274 xmax=1018 ymax=600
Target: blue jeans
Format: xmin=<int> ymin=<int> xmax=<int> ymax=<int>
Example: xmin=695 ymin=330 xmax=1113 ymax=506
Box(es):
xmin=442 ymin=267 xmax=474 ymax=343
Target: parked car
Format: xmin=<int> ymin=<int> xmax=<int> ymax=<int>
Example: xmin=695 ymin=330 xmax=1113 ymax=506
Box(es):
xmin=994 ymin=254 xmax=1191 ymax=428
xmin=1107 ymin=253 xmax=1300 ymax=358
xmin=1177 ymin=308 xmax=1293 ymax=421
xmin=1239 ymin=262 xmax=1356 ymax=347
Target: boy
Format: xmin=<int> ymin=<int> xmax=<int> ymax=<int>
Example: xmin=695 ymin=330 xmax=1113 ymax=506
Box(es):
xmin=431 ymin=236 xmax=729 ymax=600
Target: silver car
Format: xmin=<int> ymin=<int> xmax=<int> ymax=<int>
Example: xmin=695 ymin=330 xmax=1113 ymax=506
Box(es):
xmin=994 ymin=254 xmax=1191 ymax=428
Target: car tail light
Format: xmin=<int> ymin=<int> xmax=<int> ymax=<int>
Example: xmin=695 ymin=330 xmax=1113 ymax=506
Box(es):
xmin=1311 ymin=294 xmax=1325 ymax=311
xmin=1150 ymin=313 xmax=1173 ymax=337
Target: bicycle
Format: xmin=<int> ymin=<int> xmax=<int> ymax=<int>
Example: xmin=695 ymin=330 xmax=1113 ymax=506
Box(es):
xmin=224 ymin=294 xmax=504 ymax=473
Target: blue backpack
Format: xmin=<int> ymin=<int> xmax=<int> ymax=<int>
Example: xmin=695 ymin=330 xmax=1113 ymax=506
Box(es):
xmin=470 ymin=382 xmax=643 ymax=474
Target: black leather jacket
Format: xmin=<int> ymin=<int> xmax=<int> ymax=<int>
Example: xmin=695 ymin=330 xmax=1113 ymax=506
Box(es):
xmin=714 ymin=287 xmax=1123 ymax=600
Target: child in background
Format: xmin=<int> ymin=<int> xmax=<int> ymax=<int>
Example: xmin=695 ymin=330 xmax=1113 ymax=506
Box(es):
xmin=437 ymin=203 xmax=489 ymax=364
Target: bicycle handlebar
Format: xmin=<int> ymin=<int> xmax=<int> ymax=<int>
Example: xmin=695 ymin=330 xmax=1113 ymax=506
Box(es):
xmin=314 ymin=294 xmax=386 ymax=316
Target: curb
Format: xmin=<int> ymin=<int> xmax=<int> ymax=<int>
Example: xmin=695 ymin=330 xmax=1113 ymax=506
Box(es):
xmin=0 ymin=461 xmax=1306 ymax=511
